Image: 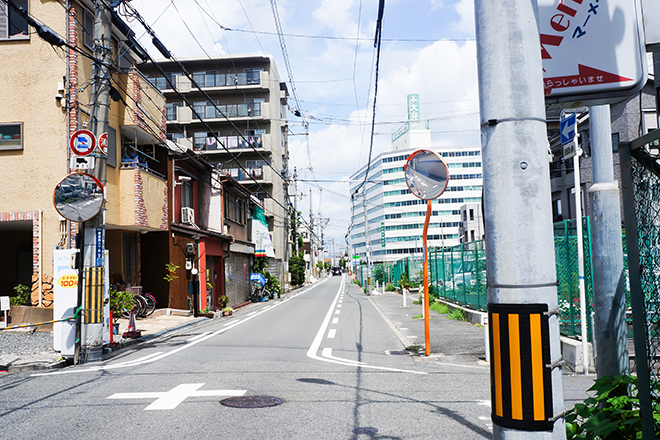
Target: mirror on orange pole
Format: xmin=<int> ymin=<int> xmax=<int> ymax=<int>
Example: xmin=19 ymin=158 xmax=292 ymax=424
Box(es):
xmin=404 ymin=150 xmax=449 ymax=357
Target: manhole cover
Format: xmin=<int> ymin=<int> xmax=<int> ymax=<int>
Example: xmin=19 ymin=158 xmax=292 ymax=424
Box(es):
xmin=220 ymin=395 xmax=284 ymax=408
xmin=352 ymin=427 xmax=378 ymax=434
xmin=388 ymin=350 xmax=410 ymax=355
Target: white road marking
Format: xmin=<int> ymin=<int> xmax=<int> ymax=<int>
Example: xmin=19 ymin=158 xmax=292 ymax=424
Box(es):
xmin=334 ymin=310 xmax=341 ymax=315
xmin=107 ymin=383 xmax=245 ymax=410
xmin=306 ymin=279 xmax=426 ymax=375
xmin=337 ymin=304 xmax=342 ymax=308
xmin=332 ymin=318 xmax=339 ymax=324
xmin=327 ymin=329 xmax=336 ymax=339
xmin=187 ymin=332 xmax=211 ymax=342
xmin=33 ymin=279 xmax=332 ymax=377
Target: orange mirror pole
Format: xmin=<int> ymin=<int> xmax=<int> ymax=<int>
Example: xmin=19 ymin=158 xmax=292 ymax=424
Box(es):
xmin=423 ymin=200 xmax=432 ymax=356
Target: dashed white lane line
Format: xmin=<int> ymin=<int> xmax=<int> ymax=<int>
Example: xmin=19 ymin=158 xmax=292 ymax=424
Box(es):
xmin=334 ymin=310 xmax=341 ymax=315
xmin=332 ymin=317 xmax=339 ymax=324
xmin=327 ymin=329 xmax=336 ymax=339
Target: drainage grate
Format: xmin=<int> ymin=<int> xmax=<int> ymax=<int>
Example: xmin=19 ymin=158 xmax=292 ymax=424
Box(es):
xmin=352 ymin=427 xmax=378 ymax=434
xmin=220 ymin=395 xmax=284 ymax=408
xmin=388 ymin=350 xmax=411 ymax=356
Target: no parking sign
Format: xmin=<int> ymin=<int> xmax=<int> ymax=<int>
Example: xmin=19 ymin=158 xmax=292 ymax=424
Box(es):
xmin=70 ymin=129 xmax=96 ymax=156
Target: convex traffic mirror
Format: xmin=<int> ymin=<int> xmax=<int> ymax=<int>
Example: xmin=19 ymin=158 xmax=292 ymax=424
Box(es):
xmin=53 ymin=172 xmax=104 ymax=222
xmin=404 ymin=149 xmax=449 ymax=200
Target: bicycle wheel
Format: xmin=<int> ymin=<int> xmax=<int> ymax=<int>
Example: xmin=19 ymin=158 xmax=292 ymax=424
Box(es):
xmin=135 ymin=295 xmax=148 ymax=318
xmin=142 ymin=293 xmax=156 ymax=317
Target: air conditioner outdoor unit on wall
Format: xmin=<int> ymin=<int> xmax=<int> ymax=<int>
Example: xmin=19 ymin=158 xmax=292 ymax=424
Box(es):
xmin=181 ymin=207 xmax=195 ymax=224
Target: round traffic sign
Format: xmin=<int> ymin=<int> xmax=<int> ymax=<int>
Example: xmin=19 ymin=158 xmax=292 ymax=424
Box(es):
xmin=70 ymin=129 xmax=96 ymax=156
xmin=98 ymin=132 xmax=108 ymax=155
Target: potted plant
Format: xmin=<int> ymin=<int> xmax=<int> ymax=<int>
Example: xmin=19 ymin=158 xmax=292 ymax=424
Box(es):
xmin=109 ymin=287 xmax=134 ymax=333
xmin=222 ymin=306 xmax=233 ymax=316
xmin=217 ymin=294 xmax=229 ymax=309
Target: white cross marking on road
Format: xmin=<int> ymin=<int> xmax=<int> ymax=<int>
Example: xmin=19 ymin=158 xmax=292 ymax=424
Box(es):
xmin=107 ymin=383 xmax=246 ymax=410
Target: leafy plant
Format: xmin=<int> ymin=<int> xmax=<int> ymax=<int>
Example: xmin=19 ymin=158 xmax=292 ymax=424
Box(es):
xmin=200 ymin=306 xmax=210 ymax=314
xmin=222 ymin=306 xmax=233 ymax=313
xmin=109 ymin=288 xmax=134 ymax=322
xmin=565 ymin=374 xmax=660 ymax=439
xmin=217 ymin=295 xmax=229 ymax=309
xmin=164 ymin=262 xmax=180 ymax=282
xmin=448 ymin=308 xmax=467 ymax=321
xmin=385 ymin=283 xmax=396 ymax=292
xmin=10 ymin=284 xmax=31 ymax=306
xmin=412 ymin=314 xmax=423 ymax=319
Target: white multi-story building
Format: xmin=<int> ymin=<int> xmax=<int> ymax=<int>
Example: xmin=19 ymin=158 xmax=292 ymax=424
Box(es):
xmin=348 ymin=95 xmax=483 ymax=263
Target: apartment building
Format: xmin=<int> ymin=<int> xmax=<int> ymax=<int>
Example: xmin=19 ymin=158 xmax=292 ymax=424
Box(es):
xmin=0 ymin=1 xmax=171 ymax=305
xmin=140 ymin=55 xmax=290 ymax=280
xmin=348 ymin=95 xmax=483 ymax=263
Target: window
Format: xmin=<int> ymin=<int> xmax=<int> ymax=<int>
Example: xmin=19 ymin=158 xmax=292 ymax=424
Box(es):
xmin=0 ymin=1 xmax=28 ymax=40
xmin=225 ymin=191 xmax=245 ymax=225
xmin=83 ymin=8 xmax=94 ymax=49
xmin=193 ymin=132 xmax=206 ymax=150
xmin=0 ymin=123 xmax=23 ymax=151
xmin=165 ymin=102 xmax=182 ymax=121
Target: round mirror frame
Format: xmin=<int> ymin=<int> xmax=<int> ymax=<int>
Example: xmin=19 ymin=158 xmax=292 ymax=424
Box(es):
xmin=53 ymin=172 xmax=105 ymax=223
xmin=403 ymin=149 xmax=450 ymax=200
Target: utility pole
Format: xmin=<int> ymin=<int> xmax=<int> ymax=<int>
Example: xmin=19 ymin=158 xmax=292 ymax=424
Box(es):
xmin=76 ymin=0 xmax=112 ymax=363
xmin=309 ymin=188 xmax=314 ymax=280
xmin=475 ymin=0 xmax=565 ymax=438
xmin=292 ymin=167 xmax=298 ymax=255
xmin=362 ymin=188 xmax=371 ymax=295
xmin=588 ymin=105 xmax=629 ymax=377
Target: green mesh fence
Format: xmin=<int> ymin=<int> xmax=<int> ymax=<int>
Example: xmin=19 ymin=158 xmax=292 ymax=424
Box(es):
xmin=631 ymin=153 xmax=660 ymax=396
xmin=553 ymin=218 xmax=595 ymax=341
xmin=378 ymin=218 xmax=597 ymax=339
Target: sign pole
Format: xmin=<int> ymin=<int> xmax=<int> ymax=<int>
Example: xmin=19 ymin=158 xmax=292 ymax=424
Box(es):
xmin=423 ymin=201 xmax=432 ymax=357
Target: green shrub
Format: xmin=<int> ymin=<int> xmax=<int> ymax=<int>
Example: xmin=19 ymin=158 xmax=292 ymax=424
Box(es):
xmin=10 ymin=284 xmax=31 ymax=306
xmin=430 ymin=302 xmax=450 ymax=314
xmin=412 ymin=314 xmax=423 ymax=319
xmin=448 ymin=308 xmax=467 ymax=321
xmin=385 ymin=283 xmax=396 ymax=292
xmin=109 ymin=288 xmax=134 ymax=322
xmin=566 ymin=375 xmax=660 ymax=439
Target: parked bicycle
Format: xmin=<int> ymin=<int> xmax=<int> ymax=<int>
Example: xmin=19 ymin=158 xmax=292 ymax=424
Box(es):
xmin=110 ymin=283 xmax=156 ymax=318
xmin=249 ymin=272 xmax=270 ymax=302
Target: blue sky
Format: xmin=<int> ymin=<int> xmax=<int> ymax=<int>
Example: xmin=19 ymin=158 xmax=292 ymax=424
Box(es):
xmin=131 ymin=0 xmax=480 ymax=255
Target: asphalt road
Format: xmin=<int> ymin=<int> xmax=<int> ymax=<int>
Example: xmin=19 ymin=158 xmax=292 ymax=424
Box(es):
xmin=0 ymin=276 xmax=497 ymax=439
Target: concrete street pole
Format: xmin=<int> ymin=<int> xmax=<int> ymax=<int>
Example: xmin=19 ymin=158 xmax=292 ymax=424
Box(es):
xmin=80 ymin=0 xmax=112 ymax=362
xmin=587 ymin=104 xmax=629 ymax=377
xmin=362 ymin=189 xmax=372 ymax=295
xmin=475 ymin=0 xmax=565 ymax=437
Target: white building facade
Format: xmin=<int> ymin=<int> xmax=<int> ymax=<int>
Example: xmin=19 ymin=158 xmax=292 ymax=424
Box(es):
xmin=348 ymin=95 xmax=483 ymax=263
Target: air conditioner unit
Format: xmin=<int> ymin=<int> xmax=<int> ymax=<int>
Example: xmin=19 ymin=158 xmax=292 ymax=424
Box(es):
xmin=181 ymin=207 xmax=195 ymax=224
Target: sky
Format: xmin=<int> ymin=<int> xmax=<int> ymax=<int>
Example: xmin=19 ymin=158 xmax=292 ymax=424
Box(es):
xmin=128 ymin=0 xmax=481 ymax=257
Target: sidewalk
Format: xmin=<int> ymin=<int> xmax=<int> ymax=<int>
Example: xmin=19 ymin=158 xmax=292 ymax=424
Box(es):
xmin=0 ymin=310 xmax=207 ymax=373
xmin=366 ymin=287 xmax=596 ymax=408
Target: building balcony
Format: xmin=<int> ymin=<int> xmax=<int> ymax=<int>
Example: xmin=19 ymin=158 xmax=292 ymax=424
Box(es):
xmin=119 ymin=69 xmax=166 ymax=144
xmin=222 ymin=166 xmax=273 ymax=184
xmin=169 ymin=102 xmax=270 ymax=124
xmin=105 ymin=166 xmax=167 ymax=231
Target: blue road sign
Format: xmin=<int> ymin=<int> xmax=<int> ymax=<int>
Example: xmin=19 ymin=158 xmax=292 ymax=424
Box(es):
xmin=560 ymin=113 xmax=576 ymax=145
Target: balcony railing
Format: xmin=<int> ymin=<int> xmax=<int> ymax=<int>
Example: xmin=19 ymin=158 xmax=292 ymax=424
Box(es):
xmin=222 ymin=166 xmax=271 ymax=182
xmin=201 ymin=134 xmax=264 ymax=151
xmin=193 ymin=102 xmax=262 ymax=119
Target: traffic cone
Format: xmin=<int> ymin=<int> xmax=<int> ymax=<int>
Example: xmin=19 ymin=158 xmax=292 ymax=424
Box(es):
xmin=122 ymin=309 xmax=141 ymax=339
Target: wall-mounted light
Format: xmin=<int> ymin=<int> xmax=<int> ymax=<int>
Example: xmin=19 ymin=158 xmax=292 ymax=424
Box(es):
xmin=174 ymin=175 xmax=192 ymax=187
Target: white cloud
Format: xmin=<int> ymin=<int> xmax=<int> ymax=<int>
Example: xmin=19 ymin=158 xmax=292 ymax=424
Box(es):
xmin=453 ymin=0 xmax=475 ymax=36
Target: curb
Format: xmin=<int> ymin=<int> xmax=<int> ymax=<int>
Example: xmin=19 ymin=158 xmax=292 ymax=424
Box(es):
xmin=104 ymin=316 xmax=210 ymax=354
xmin=6 ymin=359 xmax=67 ymax=373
